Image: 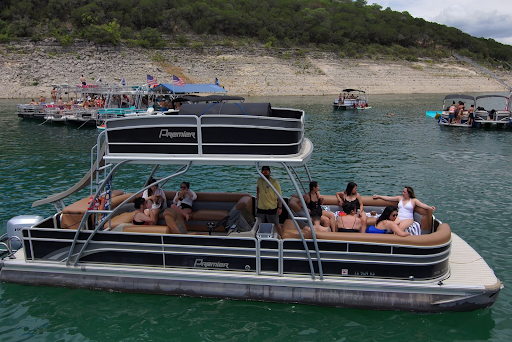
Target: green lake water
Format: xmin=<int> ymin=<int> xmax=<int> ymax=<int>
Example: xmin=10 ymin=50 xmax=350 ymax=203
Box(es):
xmin=0 ymin=95 xmax=511 ymax=341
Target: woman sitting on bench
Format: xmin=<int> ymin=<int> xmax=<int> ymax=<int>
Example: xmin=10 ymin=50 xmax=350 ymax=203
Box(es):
xmin=171 ymin=182 xmax=197 ymax=221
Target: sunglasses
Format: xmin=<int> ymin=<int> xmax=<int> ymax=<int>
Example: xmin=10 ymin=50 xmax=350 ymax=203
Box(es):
xmin=391 ymin=214 xmax=398 ymax=217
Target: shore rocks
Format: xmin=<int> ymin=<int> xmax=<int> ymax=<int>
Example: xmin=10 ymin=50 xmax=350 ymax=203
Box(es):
xmin=1 ymin=39 xmax=511 ymax=99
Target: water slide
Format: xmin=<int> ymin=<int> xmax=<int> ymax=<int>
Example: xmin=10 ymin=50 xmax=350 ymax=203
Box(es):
xmin=32 ymin=143 xmax=106 ymax=208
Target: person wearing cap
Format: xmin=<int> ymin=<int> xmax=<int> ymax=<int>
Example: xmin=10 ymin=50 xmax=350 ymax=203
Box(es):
xmin=256 ymin=166 xmax=282 ymax=234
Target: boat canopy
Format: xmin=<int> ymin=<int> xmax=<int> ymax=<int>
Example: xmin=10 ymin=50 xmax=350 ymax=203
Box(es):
xmin=150 ymin=83 xmax=227 ymax=94
xmin=475 ymin=94 xmax=508 ymax=100
xmin=443 ymin=94 xmax=475 ymax=101
xmin=342 ymin=88 xmax=365 ymax=93
xmin=174 ymin=95 xmax=245 ymax=103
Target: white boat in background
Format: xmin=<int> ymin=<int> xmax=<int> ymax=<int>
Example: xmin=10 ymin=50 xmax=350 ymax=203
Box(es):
xmin=473 ymin=93 xmax=512 ymax=127
xmin=333 ymin=89 xmax=368 ymax=110
xmin=1 ymin=102 xmax=502 ymax=312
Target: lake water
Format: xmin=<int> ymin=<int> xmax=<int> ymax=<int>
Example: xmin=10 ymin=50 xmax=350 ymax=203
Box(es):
xmin=0 ymin=95 xmax=511 ymax=341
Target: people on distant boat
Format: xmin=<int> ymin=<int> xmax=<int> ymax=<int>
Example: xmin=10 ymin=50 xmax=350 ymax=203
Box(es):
xmin=29 ymin=99 xmax=38 ymax=105
xmin=448 ymin=101 xmax=456 ymax=124
xmin=303 ymin=215 xmax=331 ymax=233
xmin=337 ymin=202 xmax=364 ymax=233
xmin=336 ymin=182 xmax=367 ymax=229
xmin=303 ymin=181 xmax=336 ymax=231
xmin=39 ymin=95 xmax=45 ymax=104
xmin=80 ymin=75 xmax=87 ymax=86
xmin=57 ymin=97 xmax=65 ymax=109
xmin=456 ymin=101 xmax=465 ymax=124
xmin=159 ymin=98 xmax=167 ymax=111
xmin=366 ymin=206 xmax=409 ymax=236
xmin=143 ymin=178 xmax=167 ymax=219
xmin=338 ymin=93 xmax=344 ymax=104
xmin=81 ymin=98 xmax=90 ymax=109
xmin=132 ymin=197 xmax=155 ymax=225
xmin=256 ymin=166 xmax=282 ymax=235
xmin=172 ymin=182 xmax=196 ymax=221
xmin=372 ymin=186 xmax=434 ymax=231
xmin=51 ymin=88 xmax=57 ymax=103
xmin=67 ymin=98 xmax=74 ymax=109
xmin=174 ymin=101 xmax=182 ymax=110
xmin=467 ymin=104 xmax=475 ymax=125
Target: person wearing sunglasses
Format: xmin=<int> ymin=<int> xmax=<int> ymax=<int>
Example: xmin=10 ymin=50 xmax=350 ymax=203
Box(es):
xmin=171 ymin=182 xmax=197 ymax=221
xmin=366 ymin=206 xmax=409 ymax=236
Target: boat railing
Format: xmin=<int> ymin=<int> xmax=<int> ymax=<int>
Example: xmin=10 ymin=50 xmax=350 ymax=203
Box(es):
xmin=102 ymin=113 xmax=304 ymax=159
xmin=280 ymin=163 xmax=324 ymax=280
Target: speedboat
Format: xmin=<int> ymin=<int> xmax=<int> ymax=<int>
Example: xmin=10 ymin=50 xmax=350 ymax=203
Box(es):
xmin=0 ymin=102 xmax=502 ymax=312
xmin=438 ymin=94 xmax=476 ymax=127
xmin=333 ymin=89 xmax=368 ymax=110
xmin=473 ymin=93 xmax=512 ymax=127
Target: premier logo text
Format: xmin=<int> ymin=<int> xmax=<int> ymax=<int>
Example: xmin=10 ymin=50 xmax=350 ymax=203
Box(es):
xmin=159 ymin=129 xmax=196 ymax=139
xmin=194 ymin=259 xmax=229 ymax=268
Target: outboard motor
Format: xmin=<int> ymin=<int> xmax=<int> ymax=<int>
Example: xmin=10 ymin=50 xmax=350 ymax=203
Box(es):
xmin=6 ymin=215 xmax=44 ymax=250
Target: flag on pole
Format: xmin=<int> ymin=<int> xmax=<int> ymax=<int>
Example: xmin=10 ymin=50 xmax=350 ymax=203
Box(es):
xmin=96 ymin=77 xmax=103 ymax=84
xmin=172 ymin=75 xmax=185 ymax=87
xmin=215 ymin=77 xmax=219 ymax=85
xmin=119 ymin=76 xmax=126 ymax=86
xmin=147 ymin=75 xmax=158 ymax=87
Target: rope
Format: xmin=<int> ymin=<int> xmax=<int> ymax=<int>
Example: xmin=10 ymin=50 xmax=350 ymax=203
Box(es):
xmin=200 ymin=103 xmax=216 ymax=116
xmin=235 ymin=103 xmax=247 ymax=115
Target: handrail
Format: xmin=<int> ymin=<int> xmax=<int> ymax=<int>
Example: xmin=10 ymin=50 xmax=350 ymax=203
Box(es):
xmin=255 ymin=162 xmax=318 ymax=280
xmin=70 ymin=161 xmax=193 ymax=266
xmin=282 ymin=163 xmax=323 ymax=280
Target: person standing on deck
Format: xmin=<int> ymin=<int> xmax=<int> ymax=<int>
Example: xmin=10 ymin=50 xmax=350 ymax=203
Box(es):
xmin=80 ymin=75 xmax=86 ymax=86
xmin=256 ymin=166 xmax=282 ymax=235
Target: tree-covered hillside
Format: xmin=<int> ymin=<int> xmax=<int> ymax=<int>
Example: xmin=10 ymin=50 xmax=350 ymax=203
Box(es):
xmin=1 ymin=0 xmax=511 ymax=63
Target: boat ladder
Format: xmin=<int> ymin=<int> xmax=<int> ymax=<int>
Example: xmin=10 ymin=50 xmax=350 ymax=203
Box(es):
xmin=0 ymin=235 xmax=22 ymax=260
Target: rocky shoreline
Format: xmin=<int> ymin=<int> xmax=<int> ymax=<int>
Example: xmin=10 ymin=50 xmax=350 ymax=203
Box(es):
xmin=1 ymin=39 xmax=511 ymax=99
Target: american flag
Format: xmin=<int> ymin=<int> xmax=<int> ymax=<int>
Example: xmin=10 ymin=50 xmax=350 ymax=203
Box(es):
xmin=147 ymin=75 xmax=158 ymax=87
xmin=173 ymin=75 xmax=185 ymax=87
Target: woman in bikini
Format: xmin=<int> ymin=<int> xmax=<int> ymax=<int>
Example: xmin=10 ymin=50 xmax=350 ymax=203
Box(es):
xmin=336 ymin=182 xmax=367 ymax=229
xmin=336 ymin=202 xmax=363 ymax=233
xmin=132 ymin=198 xmax=155 ymax=225
xmin=373 ymin=186 xmax=435 ymax=230
xmin=303 ymin=181 xmax=335 ymax=231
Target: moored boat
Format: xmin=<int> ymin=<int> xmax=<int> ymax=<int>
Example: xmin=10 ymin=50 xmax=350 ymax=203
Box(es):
xmin=438 ymin=94 xmax=476 ymax=127
xmin=473 ymin=93 xmax=512 ymax=127
xmin=0 ymin=102 xmax=502 ymax=312
xmin=333 ymin=89 xmax=368 ymax=110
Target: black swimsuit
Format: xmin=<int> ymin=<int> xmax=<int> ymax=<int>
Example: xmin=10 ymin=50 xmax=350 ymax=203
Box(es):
xmin=132 ymin=219 xmax=145 ymax=225
xmin=344 ymin=197 xmax=360 ymax=210
xmin=307 ymin=192 xmax=323 ymax=217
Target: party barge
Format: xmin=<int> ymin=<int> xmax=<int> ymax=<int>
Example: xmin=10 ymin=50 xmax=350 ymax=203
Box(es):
xmin=0 ymin=102 xmax=502 ymax=312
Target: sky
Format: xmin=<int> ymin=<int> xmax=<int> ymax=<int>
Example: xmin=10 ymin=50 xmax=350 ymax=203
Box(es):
xmin=373 ymin=0 xmax=512 ymax=46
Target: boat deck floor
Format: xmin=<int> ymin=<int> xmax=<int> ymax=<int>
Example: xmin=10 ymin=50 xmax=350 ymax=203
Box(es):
xmin=445 ymin=233 xmax=498 ymax=287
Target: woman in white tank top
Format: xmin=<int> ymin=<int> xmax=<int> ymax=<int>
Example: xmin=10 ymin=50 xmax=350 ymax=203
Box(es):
xmin=373 ymin=186 xmax=435 ymax=231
